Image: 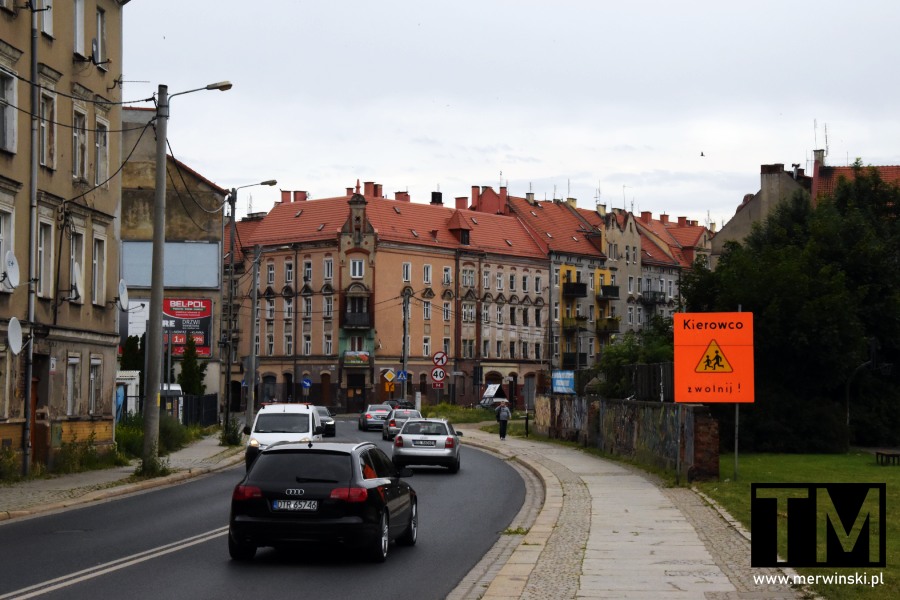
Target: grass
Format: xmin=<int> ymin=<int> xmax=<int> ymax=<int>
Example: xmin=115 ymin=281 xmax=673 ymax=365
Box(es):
xmin=694 ymin=452 xmax=899 ymax=600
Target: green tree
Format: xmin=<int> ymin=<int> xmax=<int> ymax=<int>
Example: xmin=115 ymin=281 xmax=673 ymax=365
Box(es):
xmin=119 ymin=334 xmax=145 ymax=397
xmin=176 ymin=336 xmax=207 ymax=395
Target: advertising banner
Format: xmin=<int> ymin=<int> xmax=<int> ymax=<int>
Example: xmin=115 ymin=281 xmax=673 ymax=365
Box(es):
xmin=162 ymin=298 xmax=213 ymax=357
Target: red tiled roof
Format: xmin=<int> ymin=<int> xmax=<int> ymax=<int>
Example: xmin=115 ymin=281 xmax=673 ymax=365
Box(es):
xmin=508 ymin=197 xmax=602 ymax=257
xmin=813 ymin=164 xmax=900 ymax=199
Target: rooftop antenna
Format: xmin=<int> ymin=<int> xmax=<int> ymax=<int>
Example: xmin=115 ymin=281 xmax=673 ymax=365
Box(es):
xmin=247 ymin=193 xmax=253 ymax=215
xmin=824 ymin=122 xmax=830 ymax=157
xmin=814 ymin=118 xmax=817 ymax=149
xmin=622 ymin=185 xmax=631 ymax=210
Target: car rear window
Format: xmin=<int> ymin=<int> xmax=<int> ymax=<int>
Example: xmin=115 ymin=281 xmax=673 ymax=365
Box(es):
xmin=254 ymin=413 xmax=310 ymax=434
xmin=249 ymin=451 xmax=352 ymax=483
xmin=396 ymin=410 xmax=419 ymax=418
xmin=370 ymin=405 xmax=391 ymax=412
xmin=403 ymin=421 xmax=447 ymax=435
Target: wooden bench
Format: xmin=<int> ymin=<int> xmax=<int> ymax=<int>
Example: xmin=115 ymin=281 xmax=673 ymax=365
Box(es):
xmin=875 ymin=451 xmax=900 ymax=466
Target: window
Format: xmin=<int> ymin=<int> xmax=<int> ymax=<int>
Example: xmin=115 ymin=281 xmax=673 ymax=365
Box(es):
xmin=0 ymin=205 xmax=12 ymax=291
xmin=73 ymin=0 xmax=85 ymax=55
xmin=39 ymin=92 xmax=56 ymax=167
xmin=535 ymin=342 xmax=542 ymax=360
xmin=482 ymin=303 xmax=490 ymax=324
xmin=72 ymin=109 xmax=88 ymax=179
xmin=535 ymin=275 xmax=542 ymax=294
xmin=303 ymin=260 xmax=312 ymax=283
xmin=303 ymin=335 xmax=311 ymax=356
xmin=589 ymin=272 xmax=595 ymax=290
xmin=522 ymin=307 xmax=529 ymax=326
xmin=324 ymin=257 xmax=333 ymax=280
xmin=496 ymin=341 xmax=502 ymax=358
xmin=283 ymin=297 xmax=293 ymax=320
xmin=496 ymin=305 xmax=503 ymax=324
xmin=37 ymin=221 xmax=53 ymax=298
xmin=553 ymin=336 xmax=559 ymax=357
xmin=88 ymin=234 xmax=103 ymax=298
xmin=324 ymin=295 xmax=333 ymax=318
xmin=66 ymin=356 xmax=80 ymax=416
xmin=266 ymin=263 xmax=275 ymax=284
xmin=522 ymin=274 xmax=529 ymax=293
xmin=284 ymin=324 xmax=293 ymax=355
xmin=284 ymin=261 xmax=293 ymax=283
xmin=627 ymin=306 xmax=634 ymax=325
xmin=89 ymin=358 xmax=101 ymax=414
xmin=402 ymin=262 xmax=411 ymax=282
xmin=70 ymin=231 xmax=84 ymax=304
xmin=509 ymin=273 xmax=516 ymax=291
xmin=265 ymin=298 xmax=275 ymax=319
xmin=303 ymin=297 xmax=312 ymax=319
xmin=509 ymin=306 xmax=516 ymax=325
xmin=324 ymin=333 xmax=333 ymax=355
xmin=423 ymin=264 xmax=431 ymax=284
xmin=628 ymin=276 xmax=634 ymax=294
xmin=496 ymin=273 xmax=503 ymax=291
xmin=254 ymin=329 xmax=260 ymax=357
xmin=625 ymin=246 xmax=630 ymax=263
xmin=95 ymin=7 xmax=107 ymax=66
xmin=483 ymin=270 xmax=490 ymax=290
xmin=350 ymin=336 xmax=364 ymax=352
xmin=39 ymin=0 xmax=53 ymax=35
xmin=443 ymin=301 xmax=450 ymax=321
xmin=521 ymin=341 xmax=529 ymax=359
xmin=423 ymin=301 xmax=431 ymax=320
xmin=422 ymin=336 xmax=430 ymax=357
xmin=94 ymin=119 xmax=108 ymax=185
xmin=443 ymin=266 xmax=452 ymax=285
xmin=0 ymin=69 xmax=16 ymax=153
xmin=482 ymin=340 xmax=489 ymax=358
xmin=443 ymin=337 xmax=450 ymax=354
xmin=509 ymin=342 xmax=516 ymax=359
xmin=553 ymin=301 xmax=559 ymax=322
xmin=462 ymin=268 xmax=475 ymax=287
xmin=351 ymin=259 xmax=363 ymax=278
xmin=554 ymin=268 xmax=560 ymax=287
xmin=265 ymin=322 xmax=274 ymax=355
xmin=462 ymin=302 xmax=475 ymax=322
xmin=535 ymin=308 xmax=542 ymax=325
xmin=668 ymin=280 xmax=674 ymax=297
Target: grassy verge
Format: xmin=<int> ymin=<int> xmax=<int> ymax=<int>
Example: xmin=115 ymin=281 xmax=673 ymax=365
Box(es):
xmin=693 ymin=452 xmax=898 ymax=600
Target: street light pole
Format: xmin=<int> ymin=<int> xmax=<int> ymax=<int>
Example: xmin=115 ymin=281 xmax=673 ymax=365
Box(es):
xmin=246 ymin=245 xmax=260 ymax=429
xmin=142 ymin=81 xmax=231 ymax=471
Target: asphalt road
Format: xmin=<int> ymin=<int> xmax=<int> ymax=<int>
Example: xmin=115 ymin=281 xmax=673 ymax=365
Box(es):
xmin=0 ymin=419 xmax=524 ymax=600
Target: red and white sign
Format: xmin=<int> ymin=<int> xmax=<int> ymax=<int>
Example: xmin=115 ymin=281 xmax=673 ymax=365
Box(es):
xmin=432 ymin=351 xmax=448 ymax=366
xmin=162 ymin=297 xmax=213 ymax=357
xmin=431 ymin=366 xmax=446 ymax=383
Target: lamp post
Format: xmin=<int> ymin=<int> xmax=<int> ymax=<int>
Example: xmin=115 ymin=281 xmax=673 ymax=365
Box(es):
xmin=224 ymin=181 xmax=275 ymax=434
xmin=142 ymin=81 xmax=232 ymax=470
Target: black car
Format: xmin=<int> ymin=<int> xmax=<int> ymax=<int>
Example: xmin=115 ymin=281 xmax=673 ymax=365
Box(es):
xmin=314 ymin=405 xmax=336 ymax=437
xmin=228 ymin=441 xmax=417 ymax=563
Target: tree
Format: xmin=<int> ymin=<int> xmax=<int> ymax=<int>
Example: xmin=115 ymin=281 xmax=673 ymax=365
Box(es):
xmin=177 ymin=336 xmax=207 ymax=395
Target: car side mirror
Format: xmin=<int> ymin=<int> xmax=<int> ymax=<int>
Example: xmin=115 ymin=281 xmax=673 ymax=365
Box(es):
xmin=242 ymin=425 xmax=251 ymax=435
xmin=456 ymin=431 xmax=464 ymax=437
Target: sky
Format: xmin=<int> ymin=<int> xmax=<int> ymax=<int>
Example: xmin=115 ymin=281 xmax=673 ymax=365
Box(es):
xmin=122 ymin=1 xmax=900 ymax=229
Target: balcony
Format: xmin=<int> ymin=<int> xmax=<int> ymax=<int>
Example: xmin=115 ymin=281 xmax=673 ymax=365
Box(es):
xmin=597 ymin=285 xmax=619 ymax=300
xmin=562 ymin=281 xmax=588 ymax=298
xmin=343 ymin=312 xmax=371 ymax=329
xmin=596 ymin=317 xmax=620 ymax=334
xmin=561 ymin=352 xmax=588 ymax=369
xmin=562 ymin=316 xmax=588 ymax=332
xmin=641 ymin=291 xmax=667 ymax=304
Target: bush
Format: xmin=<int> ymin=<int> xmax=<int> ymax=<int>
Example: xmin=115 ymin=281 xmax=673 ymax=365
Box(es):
xmin=115 ymin=412 xmax=207 ymax=458
xmin=0 ymin=445 xmax=21 ymax=482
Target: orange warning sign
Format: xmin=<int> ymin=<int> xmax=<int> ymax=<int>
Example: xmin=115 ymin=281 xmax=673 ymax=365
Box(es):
xmin=674 ymin=312 xmax=754 ymax=403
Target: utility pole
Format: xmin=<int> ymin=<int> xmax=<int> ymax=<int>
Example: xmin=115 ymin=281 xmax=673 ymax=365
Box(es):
xmin=246 ymin=245 xmax=260 ymax=428
xmin=224 ymin=189 xmax=237 ymax=431
xmin=401 ymin=289 xmax=410 ymax=400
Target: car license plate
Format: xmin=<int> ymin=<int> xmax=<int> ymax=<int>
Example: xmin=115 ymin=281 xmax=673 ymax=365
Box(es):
xmin=273 ymin=499 xmax=318 ymax=511
xmin=413 ymin=439 xmax=436 ymax=447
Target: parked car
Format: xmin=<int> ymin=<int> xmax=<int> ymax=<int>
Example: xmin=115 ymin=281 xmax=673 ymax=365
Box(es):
xmin=392 ymin=418 xmax=462 ymax=473
xmin=243 ymin=403 xmax=324 ymax=469
xmin=358 ymin=404 xmax=392 ymax=431
xmin=382 ymin=408 xmax=422 ymax=440
xmin=386 ymin=399 xmax=416 ymax=410
xmin=228 ymin=441 xmax=417 ymax=562
xmin=314 ymin=405 xmax=336 ymax=437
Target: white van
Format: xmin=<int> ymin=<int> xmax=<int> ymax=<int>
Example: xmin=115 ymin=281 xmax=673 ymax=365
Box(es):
xmin=243 ymin=403 xmax=324 ymax=469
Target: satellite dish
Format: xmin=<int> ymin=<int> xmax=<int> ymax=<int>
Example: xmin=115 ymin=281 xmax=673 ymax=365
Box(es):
xmin=116 ymin=279 xmax=129 ymax=312
xmin=7 ymin=316 xmax=22 ymax=355
xmin=71 ymin=263 xmax=83 ymax=301
xmin=91 ymin=38 xmax=99 ymax=64
xmin=1 ymin=250 xmax=19 ymax=291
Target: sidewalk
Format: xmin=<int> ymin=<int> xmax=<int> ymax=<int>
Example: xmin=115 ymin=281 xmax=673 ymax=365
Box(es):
xmin=0 ymin=426 xmax=811 ymax=599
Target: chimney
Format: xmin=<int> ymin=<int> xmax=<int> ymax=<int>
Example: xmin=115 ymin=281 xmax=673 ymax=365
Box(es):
xmin=374 ymin=184 xmax=383 ymax=198
xmin=346 ymin=187 xmax=353 ymax=196
xmin=471 ymin=185 xmax=480 ymax=210
xmin=293 ymin=191 xmax=308 ymax=202
xmin=709 ymin=222 xmax=717 ymax=233
xmin=430 ymin=191 xmax=443 ymax=205
xmin=813 ymin=149 xmax=826 ymax=167
xmin=659 ymin=213 xmax=669 ymax=224
xmin=678 ymin=216 xmax=687 ymax=226
xmin=526 ymin=192 xmax=535 ymax=205
xmin=364 ymin=181 xmax=375 ymax=197
xmin=640 ymin=210 xmax=652 ymax=223
xmin=566 ymin=197 xmax=576 ymax=208
xmin=792 ymin=163 xmax=801 ymax=179
xmin=281 ymin=190 xmax=292 ymax=203
xmin=596 ymin=203 xmax=606 ymax=217
xmin=394 ymin=191 xmax=410 ymax=202
xmin=500 ymin=186 xmax=508 ymax=205
xmin=456 ymin=196 xmax=468 ymax=210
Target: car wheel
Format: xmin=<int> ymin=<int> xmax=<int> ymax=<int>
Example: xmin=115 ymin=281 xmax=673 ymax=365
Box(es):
xmin=228 ymin=532 xmax=256 ymax=561
xmin=448 ymin=456 xmax=460 ymax=474
xmin=397 ymin=500 xmax=418 ymax=546
xmin=365 ymin=512 xmax=389 ymax=563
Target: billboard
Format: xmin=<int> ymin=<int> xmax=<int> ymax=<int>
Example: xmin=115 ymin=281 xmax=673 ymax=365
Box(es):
xmin=162 ymin=298 xmax=213 ymax=358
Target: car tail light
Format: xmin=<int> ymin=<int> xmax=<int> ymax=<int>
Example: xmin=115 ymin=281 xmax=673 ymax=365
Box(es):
xmin=365 ymin=413 xmax=372 ymax=419
xmin=394 ymin=435 xmax=403 ymax=447
xmin=389 ymin=419 xmax=396 ymax=427
xmin=232 ymin=485 xmax=263 ymax=501
xmin=331 ymin=487 xmax=368 ymax=502
xmin=445 ymin=437 xmax=455 ymax=448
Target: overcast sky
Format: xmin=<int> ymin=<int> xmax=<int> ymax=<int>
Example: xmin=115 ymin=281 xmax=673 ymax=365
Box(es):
xmin=122 ymin=1 xmax=900 ymax=229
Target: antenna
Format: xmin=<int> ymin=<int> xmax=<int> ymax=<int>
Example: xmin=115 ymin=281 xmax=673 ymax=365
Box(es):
xmin=824 ymin=123 xmax=829 ymax=157
xmin=113 ymin=278 xmax=130 ymax=312
xmin=7 ymin=316 xmax=31 ymax=356
xmin=814 ymin=118 xmax=817 ymax=149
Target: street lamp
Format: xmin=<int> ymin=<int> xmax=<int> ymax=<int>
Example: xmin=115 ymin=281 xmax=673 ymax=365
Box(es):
xmin=224 ymin=181 xmax=276 ymax=434
xmin=142 ymin=81 xmax=232 ymax=471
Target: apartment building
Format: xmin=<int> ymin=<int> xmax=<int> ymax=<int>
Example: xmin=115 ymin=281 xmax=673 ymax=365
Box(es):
xmin=0 ymin=1 xmax=127 ymax=470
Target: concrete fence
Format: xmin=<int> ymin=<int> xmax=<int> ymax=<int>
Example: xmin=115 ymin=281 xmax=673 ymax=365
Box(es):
xmin=532 ymin=394 xmax=719 ymax=481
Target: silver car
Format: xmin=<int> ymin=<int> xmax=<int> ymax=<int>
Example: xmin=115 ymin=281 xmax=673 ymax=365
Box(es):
xmin=391 ymin=418 xmax=462 ymax=473
xmin=358 ymin=404 xmax=392 ymax=431
xmin=382 ymin=408 xmax=422 ymax=440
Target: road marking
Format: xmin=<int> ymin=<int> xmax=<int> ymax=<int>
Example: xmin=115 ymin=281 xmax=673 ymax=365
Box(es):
xmin=0 ymin=527 xmax=227 ymax=599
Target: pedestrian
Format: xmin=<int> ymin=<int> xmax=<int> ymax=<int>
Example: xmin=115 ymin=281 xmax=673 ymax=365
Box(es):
xmin=495 ymin=400 xmax=511 ymax=440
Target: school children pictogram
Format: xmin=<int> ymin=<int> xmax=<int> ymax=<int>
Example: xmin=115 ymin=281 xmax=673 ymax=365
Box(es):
xmin=695 ymin=340 xmax=733 ymax=373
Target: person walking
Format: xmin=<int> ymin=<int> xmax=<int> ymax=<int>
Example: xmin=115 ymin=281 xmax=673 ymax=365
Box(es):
xmin=495 ymin=400 xmax=511 ymax=440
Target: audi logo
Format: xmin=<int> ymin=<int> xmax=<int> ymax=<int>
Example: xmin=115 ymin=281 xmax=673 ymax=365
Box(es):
xmin=284 ymin=489 xmax=305 ymax=496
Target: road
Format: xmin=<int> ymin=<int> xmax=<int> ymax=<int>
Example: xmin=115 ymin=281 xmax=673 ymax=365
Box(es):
xmin=0 ymin=418 xmax=524 ymax=600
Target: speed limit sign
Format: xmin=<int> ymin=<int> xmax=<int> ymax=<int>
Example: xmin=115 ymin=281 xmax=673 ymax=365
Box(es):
xmin=431 ymin=367 xmax=446 ymax=383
